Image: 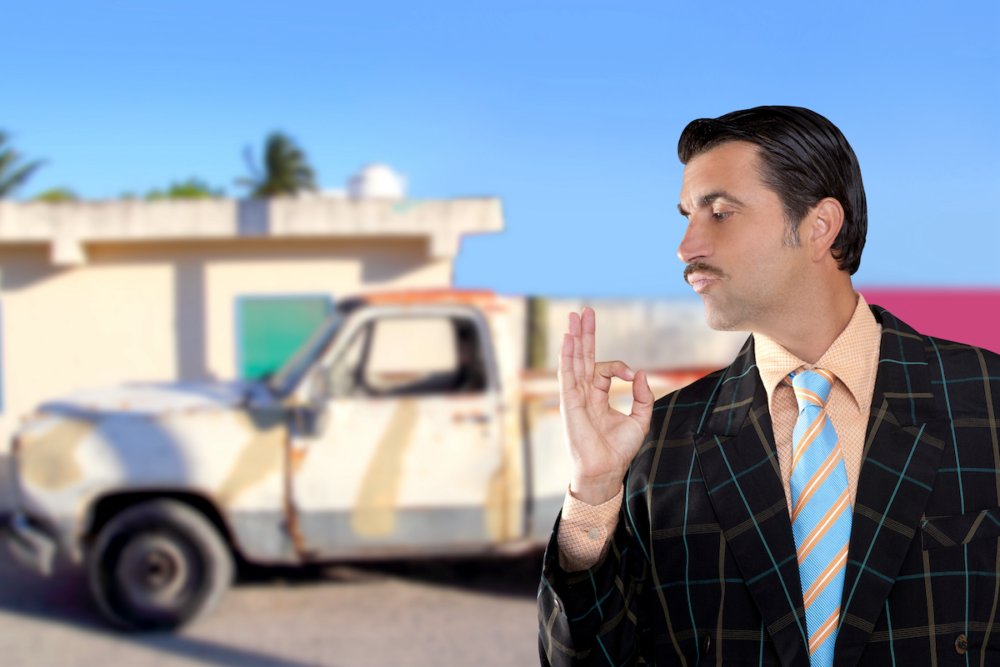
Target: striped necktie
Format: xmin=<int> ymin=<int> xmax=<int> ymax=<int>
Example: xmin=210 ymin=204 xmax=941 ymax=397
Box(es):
xmin=785 ymin=369 xmax=852 ymax=667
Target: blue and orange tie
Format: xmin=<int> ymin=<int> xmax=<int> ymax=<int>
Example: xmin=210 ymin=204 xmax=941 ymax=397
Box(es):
xmin=785 ymin=369 xmax=852 ymax=667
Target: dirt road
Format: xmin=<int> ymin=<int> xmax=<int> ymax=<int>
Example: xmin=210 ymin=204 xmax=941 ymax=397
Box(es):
xmin=0 ymin=546 xmax=542 ymax=666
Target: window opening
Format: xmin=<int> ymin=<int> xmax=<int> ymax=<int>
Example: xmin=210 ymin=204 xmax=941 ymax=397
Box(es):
xmin=328 ymin=315 xmax=487 ymax=398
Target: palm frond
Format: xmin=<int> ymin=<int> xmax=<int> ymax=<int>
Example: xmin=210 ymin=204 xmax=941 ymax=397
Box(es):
xmin=241 ymin=131 xmax=317 ymax=198
xmin=0 ymin=132 xmax=45 ymax=198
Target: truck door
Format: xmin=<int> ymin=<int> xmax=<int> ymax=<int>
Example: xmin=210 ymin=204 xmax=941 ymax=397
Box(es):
xmin=289 ymin=306 xmax=506 ymax=559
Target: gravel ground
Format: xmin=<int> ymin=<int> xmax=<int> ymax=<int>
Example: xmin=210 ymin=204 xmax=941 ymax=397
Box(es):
xmin=0 ymin=544 xmax=543 ymax=667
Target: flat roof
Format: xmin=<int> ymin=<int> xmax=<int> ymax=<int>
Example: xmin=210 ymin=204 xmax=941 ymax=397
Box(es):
xmin=0 ymin=197 xmax=504 ymax=265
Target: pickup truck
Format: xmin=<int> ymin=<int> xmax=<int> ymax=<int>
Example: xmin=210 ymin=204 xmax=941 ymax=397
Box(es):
xmin=3 ymin=289 xmax=706 ymax=630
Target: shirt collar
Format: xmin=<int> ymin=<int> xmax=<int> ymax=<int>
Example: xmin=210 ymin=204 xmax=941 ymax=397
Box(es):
xmin=754 ymin=292 xmax=881 ymax=412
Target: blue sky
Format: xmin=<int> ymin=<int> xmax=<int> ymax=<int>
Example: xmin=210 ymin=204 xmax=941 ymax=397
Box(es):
xmin=3 ymin=1 xmax=997 ymax=297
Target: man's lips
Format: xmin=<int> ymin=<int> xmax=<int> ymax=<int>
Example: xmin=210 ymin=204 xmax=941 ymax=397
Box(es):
xmin=684 ymin=263 xmax=727 ymax=293
xmin=687 ymin=273 xmax=720 ymax=293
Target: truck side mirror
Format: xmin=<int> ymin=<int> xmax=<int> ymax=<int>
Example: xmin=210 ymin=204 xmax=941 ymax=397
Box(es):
xmin=289 ymin=370 xmax=332 ymax=438
xmin=290 ymin=402 xmax=329 ymax=438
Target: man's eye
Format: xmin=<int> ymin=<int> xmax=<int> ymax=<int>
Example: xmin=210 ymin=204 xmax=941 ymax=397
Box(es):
xmin=712 ymin=212 xmax=732 ymax=221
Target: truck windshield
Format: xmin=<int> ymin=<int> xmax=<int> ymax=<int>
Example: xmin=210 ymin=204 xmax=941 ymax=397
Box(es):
xmin=268 ymin=310 xmax=345 ymax=396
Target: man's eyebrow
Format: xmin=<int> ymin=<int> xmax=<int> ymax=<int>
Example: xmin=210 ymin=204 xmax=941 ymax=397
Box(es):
xmin=677 ymin=191 xmax=746 ymax=217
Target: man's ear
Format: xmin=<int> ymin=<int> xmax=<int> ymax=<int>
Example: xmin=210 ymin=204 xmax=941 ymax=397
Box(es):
xmin=806 ymin=198 xmax=845 ymax=264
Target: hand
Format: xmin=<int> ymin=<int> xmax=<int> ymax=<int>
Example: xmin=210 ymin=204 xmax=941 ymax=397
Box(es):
xmin=558 ymin=307 xmax=654 ymax=506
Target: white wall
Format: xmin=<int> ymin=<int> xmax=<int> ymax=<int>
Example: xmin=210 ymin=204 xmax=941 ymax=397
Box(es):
xmin=542 ymin=298 xmax=747 ymax=372
xmin=0 ymin=238 xmax=453 ymax=510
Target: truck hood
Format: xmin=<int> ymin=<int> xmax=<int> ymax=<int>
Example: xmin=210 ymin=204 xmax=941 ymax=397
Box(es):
xmin=38 ymin=381 xmax=275 ymax=418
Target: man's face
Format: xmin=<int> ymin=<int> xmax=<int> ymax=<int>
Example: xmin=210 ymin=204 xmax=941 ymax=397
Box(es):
xmin=677 ymin=141 xmax=807 ymax=332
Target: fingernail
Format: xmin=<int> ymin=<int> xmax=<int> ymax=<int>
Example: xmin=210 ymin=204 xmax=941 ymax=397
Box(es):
xmin=625 ymin=368 xmax=635 ymax=380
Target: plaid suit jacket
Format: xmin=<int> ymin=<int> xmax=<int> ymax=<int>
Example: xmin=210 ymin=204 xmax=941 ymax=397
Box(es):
xmin=538 ymin=305 xmax=1000 ymax=666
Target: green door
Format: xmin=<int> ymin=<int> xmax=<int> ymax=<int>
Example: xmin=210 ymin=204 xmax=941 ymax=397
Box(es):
xmin=238 ymin=296 xmax=332 ymax=379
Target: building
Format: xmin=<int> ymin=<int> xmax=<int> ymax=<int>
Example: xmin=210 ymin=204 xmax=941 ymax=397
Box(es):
xmin=0 ymin=194 xmax=503 ymax=506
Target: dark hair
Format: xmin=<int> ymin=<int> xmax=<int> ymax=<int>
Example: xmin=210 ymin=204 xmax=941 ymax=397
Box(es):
xmin=677 ymin=106 xmax=867 ymax=275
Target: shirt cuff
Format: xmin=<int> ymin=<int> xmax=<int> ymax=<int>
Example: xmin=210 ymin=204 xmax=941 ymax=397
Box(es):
xmin=556 ymin=484 xmax=623 ymax=572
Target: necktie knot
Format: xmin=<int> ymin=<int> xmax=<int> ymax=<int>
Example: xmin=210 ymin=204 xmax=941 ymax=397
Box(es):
xmin=788 ymin=368 xmax=835 ymax=413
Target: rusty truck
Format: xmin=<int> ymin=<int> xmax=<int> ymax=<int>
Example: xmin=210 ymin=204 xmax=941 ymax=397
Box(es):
xmin=2 ymin=289 xmax=707 ymax=630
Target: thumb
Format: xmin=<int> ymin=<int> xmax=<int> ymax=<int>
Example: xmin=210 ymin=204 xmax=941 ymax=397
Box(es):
xmin=629 ymin=370 xmax=654 ymax=432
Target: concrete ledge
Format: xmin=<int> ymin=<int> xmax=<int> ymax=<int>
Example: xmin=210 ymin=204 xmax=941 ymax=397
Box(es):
xmin=0 ymin=198 xmax=505 ymax=264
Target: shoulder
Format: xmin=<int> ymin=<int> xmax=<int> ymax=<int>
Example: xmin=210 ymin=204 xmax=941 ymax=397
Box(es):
xmin=922 ymin=335 xmax=1000 ymax=374
xmin=871 ymin=303 xmax=1000 ymax=418
xmin=922 ymin=335 xmax=1000 ymax=411
xmin=871 ymin=301 xmax=1000 ymax=375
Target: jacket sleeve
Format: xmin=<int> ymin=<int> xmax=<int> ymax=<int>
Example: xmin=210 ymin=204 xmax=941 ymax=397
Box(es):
xmin=537 ymin=469 xmax=652 ymax=666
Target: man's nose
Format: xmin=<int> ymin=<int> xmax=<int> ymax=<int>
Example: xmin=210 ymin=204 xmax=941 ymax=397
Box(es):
xmin=677 ymin=220 xmax=712 ymax=264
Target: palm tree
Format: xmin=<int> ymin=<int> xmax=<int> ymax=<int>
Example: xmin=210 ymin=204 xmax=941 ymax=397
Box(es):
xmin=239 ymin=131 xmax=316 ymax=198
xmin=0 ymin=131 xmax=45 ymax=198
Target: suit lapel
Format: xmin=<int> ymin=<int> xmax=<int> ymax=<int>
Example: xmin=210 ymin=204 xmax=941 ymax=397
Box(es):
xmin=833 ymin=306 xmax=946 ymax=667
xmin=695 ymin=337 xmax=810 ymax=667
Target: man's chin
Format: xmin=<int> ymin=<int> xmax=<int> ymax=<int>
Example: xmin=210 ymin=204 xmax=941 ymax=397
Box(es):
xmin=703 ymin=302 xmax=748 ymax=332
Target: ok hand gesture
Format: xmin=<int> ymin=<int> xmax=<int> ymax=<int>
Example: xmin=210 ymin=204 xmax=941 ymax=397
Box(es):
xmin=558 ymin=308 xmax=654 ymax=506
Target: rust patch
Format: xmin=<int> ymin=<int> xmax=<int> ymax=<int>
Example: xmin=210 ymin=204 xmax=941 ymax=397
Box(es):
xmin=284 ymin=438 xmax=309 ymax=559
xmin=216 ymin=409 xmax=286 ymax=506
xmin=360 ymin=289 xmax=495 ymax=307
xmin=351 ymin=400 xmax=419 ymax=538
xmin=289 ymin=447 xmax=309 ymax=475
xmin=20 ymin=418 xmax=93 ymax=490
xmin=484 ymin=459 xmax=508 ymax=542
xmin=284 ymin=495 xmax=307 ymax=558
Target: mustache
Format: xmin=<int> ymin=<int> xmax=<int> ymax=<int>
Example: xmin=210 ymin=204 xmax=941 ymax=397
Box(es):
xmin=684 ymin=262 xmax=728 ymax=285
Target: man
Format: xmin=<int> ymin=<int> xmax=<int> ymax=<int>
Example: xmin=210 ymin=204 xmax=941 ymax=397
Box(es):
xmin=537 ymin=106 xmax=1000 ymax=666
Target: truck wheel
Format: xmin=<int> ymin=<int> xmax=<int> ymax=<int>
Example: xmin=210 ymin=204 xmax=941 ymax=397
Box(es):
xmin=87 ymin=498 xmax=234 ymax=631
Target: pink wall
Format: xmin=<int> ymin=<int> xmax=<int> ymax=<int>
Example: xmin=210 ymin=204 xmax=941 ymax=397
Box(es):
xmin=858 ymin=288 xmax=1000 ymax=354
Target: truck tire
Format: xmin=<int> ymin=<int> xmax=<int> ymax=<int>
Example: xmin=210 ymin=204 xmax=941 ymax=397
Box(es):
xmin=87 ymin=498 xmax=234 ymax=631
